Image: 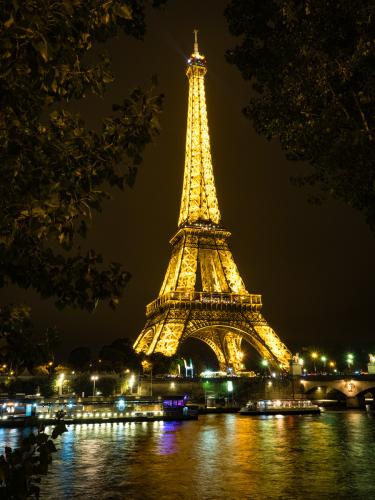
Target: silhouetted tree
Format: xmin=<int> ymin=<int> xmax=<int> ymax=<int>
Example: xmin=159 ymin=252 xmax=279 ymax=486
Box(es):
xmin=147 ymin=352 xmax=176 ymax=375
xmin=99 ymin=337 xmax=140 ymax=372
xmin=0 ymin=305 xmax=59 ymax=374
xmin=68 ymin=346 xmax=92 ymax=370
xmin=0 ymin=1 xmax=164 ymax=320
xmin=225 ymin=0 xmax=375 ymax=231
xmin=0 ymin=414 xmax=67 ymax=499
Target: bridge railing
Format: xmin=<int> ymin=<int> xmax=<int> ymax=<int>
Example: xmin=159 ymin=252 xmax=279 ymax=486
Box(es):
xmin=146 ymin=291 xmax=262 ymax=317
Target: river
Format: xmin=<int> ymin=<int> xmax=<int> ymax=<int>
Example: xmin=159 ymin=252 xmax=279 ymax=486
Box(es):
xmin=1 ymin=411 xmax=375 ymax=499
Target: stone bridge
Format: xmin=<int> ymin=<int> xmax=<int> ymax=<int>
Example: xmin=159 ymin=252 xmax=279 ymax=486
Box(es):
xmin=299 ymin=375 xmax=375 ymax=408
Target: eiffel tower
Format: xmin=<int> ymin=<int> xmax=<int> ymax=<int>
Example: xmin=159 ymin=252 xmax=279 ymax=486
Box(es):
xmin=134 ymin=32 xmax=291 ymax=371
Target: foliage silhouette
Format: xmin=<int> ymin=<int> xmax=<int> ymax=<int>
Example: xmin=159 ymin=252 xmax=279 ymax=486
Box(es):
xmin=225 ymin=0 xmax=375 ymax=231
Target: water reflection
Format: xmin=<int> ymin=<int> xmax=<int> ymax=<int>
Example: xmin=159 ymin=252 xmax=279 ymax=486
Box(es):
xmin=0 ymin=413 xmax=374 ymax=499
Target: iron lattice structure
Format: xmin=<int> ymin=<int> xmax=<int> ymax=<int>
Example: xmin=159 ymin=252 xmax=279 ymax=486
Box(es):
xmin=134 ymin=34 xmax=291 ymax=371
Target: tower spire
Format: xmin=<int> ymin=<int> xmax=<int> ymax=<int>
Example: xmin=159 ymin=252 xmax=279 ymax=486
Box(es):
xmin=178 ymin=32 xmax=221 ymax=227
xmin=193 ymin=29 xmax=199 ymax=54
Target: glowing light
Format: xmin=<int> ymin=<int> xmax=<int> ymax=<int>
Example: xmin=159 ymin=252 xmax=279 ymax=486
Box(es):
xmin=129 ymin=374 xmax=135 ymax=391
xmin=91 ymin=375 xmax=99 ymax=396
xmin=227 ymin=381 xmax=233 ymax=392
xmin=117 ymin=399 xmax=126 ymax=411
xmin=133 ymin=35 xmax=292 ymax=371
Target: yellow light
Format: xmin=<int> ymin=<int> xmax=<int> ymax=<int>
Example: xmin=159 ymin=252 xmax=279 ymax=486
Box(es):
xmin=132 ymin=35 xmax=292 ymax=372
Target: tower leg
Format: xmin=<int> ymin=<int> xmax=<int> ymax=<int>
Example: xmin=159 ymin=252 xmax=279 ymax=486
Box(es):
xmin=245 ymin=312 xmax=291 ymax=369
xmin=134 ymin=310 xmax=190 ymax=357
xmin=222 ymin=332 xmax=243 ymax=372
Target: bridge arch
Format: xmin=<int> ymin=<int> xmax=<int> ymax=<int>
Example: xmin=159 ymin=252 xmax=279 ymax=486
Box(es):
xmin=357 ymin=387 xmax=375 ymax=400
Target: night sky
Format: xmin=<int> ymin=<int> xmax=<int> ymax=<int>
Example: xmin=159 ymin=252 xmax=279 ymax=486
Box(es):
xmin=3 ymin=1 xmax=375 ymax=357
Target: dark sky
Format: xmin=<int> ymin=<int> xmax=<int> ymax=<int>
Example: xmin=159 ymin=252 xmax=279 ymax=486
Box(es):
xmin=3 ymin=1 xmax=375 ymax=357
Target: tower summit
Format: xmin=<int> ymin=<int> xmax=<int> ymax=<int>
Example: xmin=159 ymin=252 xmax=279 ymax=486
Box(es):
xmin=133 ymin=34 xmax=291 ymax=371
xmin=179 ymin=30 xmax=220 ymax=227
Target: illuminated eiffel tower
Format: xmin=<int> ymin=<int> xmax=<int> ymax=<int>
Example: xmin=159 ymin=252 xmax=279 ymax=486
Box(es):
xmin=134 ymin=32 xmax=291 ymax=371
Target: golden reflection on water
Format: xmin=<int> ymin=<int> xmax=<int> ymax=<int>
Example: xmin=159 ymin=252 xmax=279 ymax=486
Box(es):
xmin=2 ymin=413 xmax=375 ymax=499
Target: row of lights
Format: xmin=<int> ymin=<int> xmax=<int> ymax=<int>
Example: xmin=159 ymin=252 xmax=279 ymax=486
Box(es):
xmin=56 ymin=373 xmax=137 ymax=396
xmin=259 ymin=353 xmax=356 ymax=374
xmin=38 ymin=410 xmax=164 ymax=419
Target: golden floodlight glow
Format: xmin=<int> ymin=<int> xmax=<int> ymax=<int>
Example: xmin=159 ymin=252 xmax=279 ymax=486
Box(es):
xmin=133 ymin=33 xmax=291 ymax=371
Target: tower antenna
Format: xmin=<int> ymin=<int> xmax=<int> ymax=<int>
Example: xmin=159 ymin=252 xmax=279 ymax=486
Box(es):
xmin=193 ymin=29 xmax=199 ymax=53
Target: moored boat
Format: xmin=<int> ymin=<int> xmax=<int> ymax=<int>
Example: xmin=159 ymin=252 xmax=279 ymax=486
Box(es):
xmin=239 ymin=399 xmax=320 ymax=415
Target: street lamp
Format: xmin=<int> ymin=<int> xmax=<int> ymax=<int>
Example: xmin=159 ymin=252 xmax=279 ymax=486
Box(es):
xmin=227 ymin=380 xmax=233 ymax=406
xmin=58 ymin=373 xmax=65 ymax=396
xmin=91 ymin=375 xmax=99 ymax=397
xmin=311 ymin=352 xmax=318 ymax=373
xmin=128 ymin=374 xmax=135 ymax=394
xmin=204 ymin=380 xmax=209 ymax=407
xmin=347 ymin=353 xmax=354 ymax=371
xmin=321 ymin=356 xmax=327 ymax=373
xmin=260 ymin=359 xmax=269 ymax=377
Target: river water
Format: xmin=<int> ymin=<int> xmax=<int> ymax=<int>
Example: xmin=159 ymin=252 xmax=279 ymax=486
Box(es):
xmin=1 ymin=411 xmax=375 ymax=499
